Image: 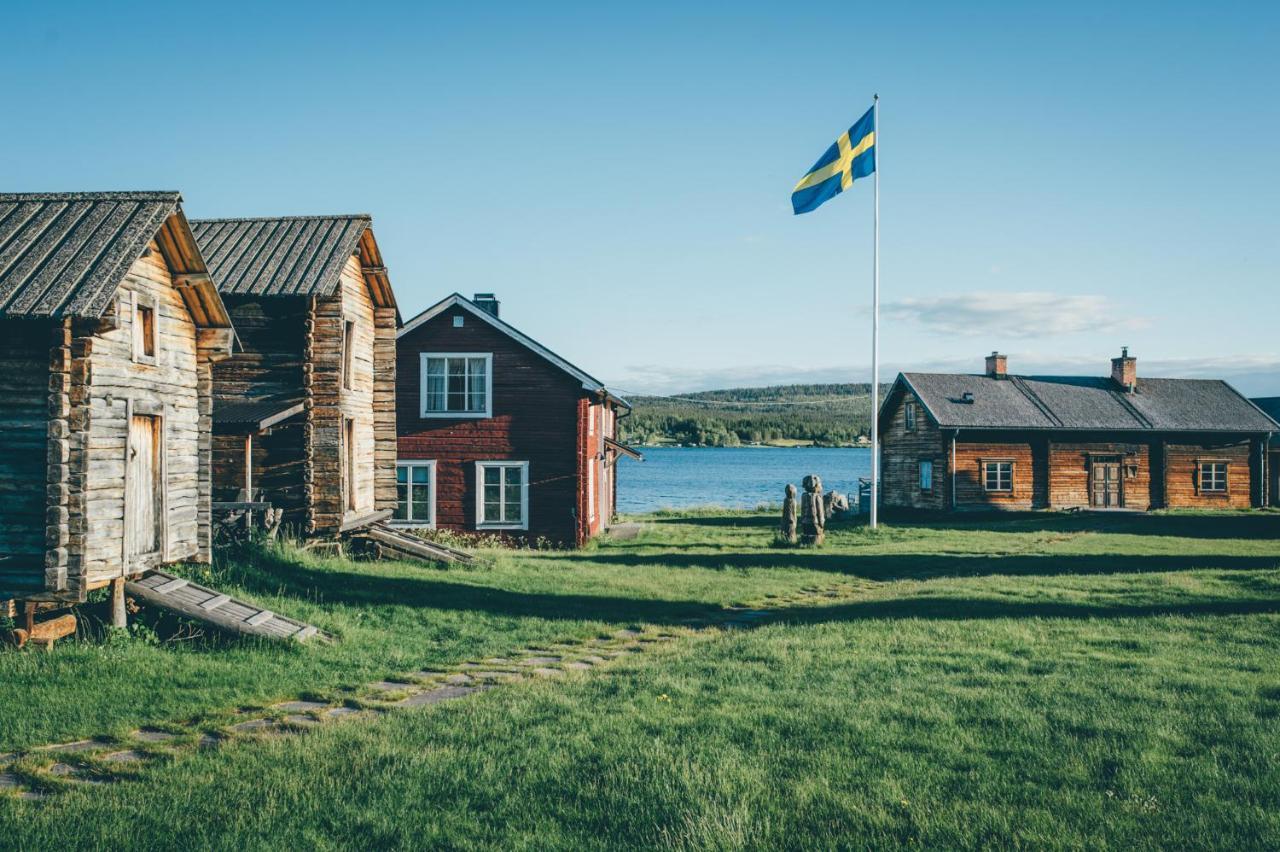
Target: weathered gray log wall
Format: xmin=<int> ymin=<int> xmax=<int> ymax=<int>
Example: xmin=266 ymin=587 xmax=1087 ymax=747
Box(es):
xmin=73 ymin=243 xmax=210 ymax=593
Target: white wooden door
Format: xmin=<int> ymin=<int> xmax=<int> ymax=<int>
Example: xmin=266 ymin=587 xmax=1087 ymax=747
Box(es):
xmin=126 ymin=414 xmax=162 ymax=561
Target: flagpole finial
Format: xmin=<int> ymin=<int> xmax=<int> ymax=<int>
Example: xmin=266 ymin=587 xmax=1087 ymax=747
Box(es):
xmin=873 ymin=93 xmax=879 ymax=101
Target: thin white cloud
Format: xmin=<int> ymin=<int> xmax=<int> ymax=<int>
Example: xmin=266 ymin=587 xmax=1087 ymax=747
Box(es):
xmin=880 ymin=291 xmax=1149 ymax=337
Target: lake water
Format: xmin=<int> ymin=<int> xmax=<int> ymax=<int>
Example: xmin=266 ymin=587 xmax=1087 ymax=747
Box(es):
xmin=617 ymin=446 xmax=872 ymax=514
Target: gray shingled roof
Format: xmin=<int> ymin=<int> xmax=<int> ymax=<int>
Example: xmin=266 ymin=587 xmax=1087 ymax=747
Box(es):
xmin=893 ymin=372 xmax=1279 ymax=433
xmin=190 ymin=215 xmax=371 ymax=299
xmin=0 ymin=192 xmax=182 ymax=319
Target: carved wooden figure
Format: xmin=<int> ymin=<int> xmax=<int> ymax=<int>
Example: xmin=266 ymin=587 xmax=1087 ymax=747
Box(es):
xmin=800 ymin=474 xmax=825 ymax=546
xmin=780 ymin=483 xmax=797 ymax=544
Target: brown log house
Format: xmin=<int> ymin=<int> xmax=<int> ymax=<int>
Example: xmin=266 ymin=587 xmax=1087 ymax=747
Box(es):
xmin=395 ymin=293 xmax=637 ymax=545
xmin=191 ymin=215 xmax=399 ymax=536
xmin=879 ymin=350 xmax=1278 ymax=512
xmin=0 ymin=192 xmax=235 ymax=604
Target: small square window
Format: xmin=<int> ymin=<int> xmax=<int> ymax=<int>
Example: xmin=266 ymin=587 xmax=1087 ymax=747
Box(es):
xmin=453 ymin=315 xmax=465 ymax=328
xmin=983 ymin=461 xmax=1013 ymax=492
xmin=1198 ymin=462 xmax=1227 ymax=493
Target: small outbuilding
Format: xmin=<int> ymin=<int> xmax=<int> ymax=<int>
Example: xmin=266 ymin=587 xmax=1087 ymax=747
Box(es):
xmin=0 ymin=192 xmax=235 ymax=606
xmin=879 ymin=350 xmax=1279 ymax=512
xmin=1248 ymin=397 xmax=1280 ymax=506
xmin=395 ymin=293 xmax=636 ymax=545
xmin=190 ymin=215 xmax=399 ymax=536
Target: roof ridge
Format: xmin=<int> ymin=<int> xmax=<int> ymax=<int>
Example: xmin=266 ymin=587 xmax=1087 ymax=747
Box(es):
xmin=0 ymin=191 xmax=181 ymax=202
xmin=1008 ymin=376 xmax=1063 ymax=427
xmin=191 ymin=213 xmax=371 ymax=224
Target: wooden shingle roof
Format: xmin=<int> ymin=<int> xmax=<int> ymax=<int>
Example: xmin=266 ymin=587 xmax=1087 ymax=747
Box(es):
xmin=885 ymin=372 xmax=1280 ymax=434
xmin=0 ymin=191 xmax=225 ymax=321
xmin=190 ymin=215 xmax=395 ymax=309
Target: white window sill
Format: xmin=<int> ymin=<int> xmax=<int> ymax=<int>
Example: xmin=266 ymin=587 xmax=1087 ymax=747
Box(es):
xmin=476 ymin=523 xmax=527 ymax=531
xmin=420 ymin=411 xmax=493 ymax=419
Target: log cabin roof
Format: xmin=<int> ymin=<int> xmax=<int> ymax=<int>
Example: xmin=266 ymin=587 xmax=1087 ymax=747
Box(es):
xmin=190 ymin=215 xmax=396 ymax=309
xmin=887 ymin=372 xmax=1280 ymax=433
xmin=0 ymin=192 xmax=233 ymax=328
xmin=398 ymin=292 xmax=631 ymax=410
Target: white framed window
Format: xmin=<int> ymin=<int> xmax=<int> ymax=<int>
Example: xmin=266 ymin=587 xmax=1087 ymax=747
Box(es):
xmin=1197 ymin=461 xmax=1228 ymax=493
xmin=919 ymin=459 xmax=933 ymax=492
xmin=983 ymin=460 xmax=1013 ymax=492
xmin=132 ymin=291 xmax=158 ymax=364
xmin=904 ymin=401 xmax=916 ymax=431
xmin=476 ymin=461 xmax=528 ymax=529
xmin=420 ymin=353 xmax=492 ymax=418
xmin=394 ymin=461 xmax=436 ymax=526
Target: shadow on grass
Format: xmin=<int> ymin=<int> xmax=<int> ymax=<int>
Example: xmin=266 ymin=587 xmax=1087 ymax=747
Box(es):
xmin=651 ymin=509 xmax=1280 ymax=540
xmin=772 ymin=594 xmax=1280 ymax=624
xmin=551 ymin=551 xmax=1280 ymax=581
xmin=212 ymin=545 xmax=720 ymax=626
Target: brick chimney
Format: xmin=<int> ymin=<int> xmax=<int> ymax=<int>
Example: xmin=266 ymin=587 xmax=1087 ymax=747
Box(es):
xmin=473 ymin=293 xmax=500 ymax=318
xmin=1111 ymin=346 xmax=1136 ymax=391
xmin=985 ymin=351 xmax=1007 ymax=379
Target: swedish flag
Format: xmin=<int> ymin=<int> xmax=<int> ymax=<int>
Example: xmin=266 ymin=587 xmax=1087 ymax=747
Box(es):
xmin=791 ymin=105 xmax=876 ymax=215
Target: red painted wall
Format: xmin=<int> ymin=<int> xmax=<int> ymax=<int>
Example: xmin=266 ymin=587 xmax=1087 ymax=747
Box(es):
xmin=396 ymin=307 xmax=591 ymax=544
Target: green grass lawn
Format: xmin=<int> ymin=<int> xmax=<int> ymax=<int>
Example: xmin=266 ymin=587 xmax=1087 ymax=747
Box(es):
xmin=3 ymin=510 xmax=1280 ymax=849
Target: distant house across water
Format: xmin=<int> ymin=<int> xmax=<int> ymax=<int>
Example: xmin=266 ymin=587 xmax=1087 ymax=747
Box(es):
xmin=395 ymin=293 xmax=638 ymax=545
xmin=879 ymin=349 xmax=1278 ymax=512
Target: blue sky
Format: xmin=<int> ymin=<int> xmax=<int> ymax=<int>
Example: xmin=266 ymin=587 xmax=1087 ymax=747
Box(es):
xmin=5 ymin=1 xmax=1278 ymax=394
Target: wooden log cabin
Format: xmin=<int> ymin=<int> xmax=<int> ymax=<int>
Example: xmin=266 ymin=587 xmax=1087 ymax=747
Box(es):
xmin=189 ymin=215 xmax=399 ymax=537
xmin=879 ymin=350 xmax=1279 ymax=512
xmin=0 ymin=192 xmax=235 ymax=608
xmin=395 ymin=293 xmax=638 ymax=545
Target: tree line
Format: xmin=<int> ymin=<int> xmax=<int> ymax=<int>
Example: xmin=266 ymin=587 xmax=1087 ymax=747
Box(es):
xmin=618 ymin=383 xmax=883 ymax=447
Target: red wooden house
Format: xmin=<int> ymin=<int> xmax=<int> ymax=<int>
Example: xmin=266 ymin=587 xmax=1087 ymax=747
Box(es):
xmin=395 ymin=293 xmax=638 ymax=545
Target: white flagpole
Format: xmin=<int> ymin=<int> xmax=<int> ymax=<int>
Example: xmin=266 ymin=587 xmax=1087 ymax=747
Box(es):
xmin=869 ymin=93 xmax=880 ymax=529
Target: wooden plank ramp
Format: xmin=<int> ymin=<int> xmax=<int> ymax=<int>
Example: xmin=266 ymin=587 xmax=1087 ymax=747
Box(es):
xmin=125 ymin=570 xmax=328 ymax=642
xmin=358 ymin=522 xmax=475 ymax=565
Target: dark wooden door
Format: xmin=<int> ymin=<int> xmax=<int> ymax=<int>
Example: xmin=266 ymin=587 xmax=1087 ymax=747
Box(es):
xmin=1090 ymin=457 xmax=1123 ymax=508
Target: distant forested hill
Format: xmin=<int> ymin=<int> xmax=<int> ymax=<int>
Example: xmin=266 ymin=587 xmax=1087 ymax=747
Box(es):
xmin=619 ymin=383 xmax=883 ymax=447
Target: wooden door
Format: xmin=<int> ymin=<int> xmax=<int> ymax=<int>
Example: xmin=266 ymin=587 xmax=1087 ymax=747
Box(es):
xmin=1090 ymin=457 xmax=1123 ymax=508
xmin=126 ymin=414 xmax=162 ymax=561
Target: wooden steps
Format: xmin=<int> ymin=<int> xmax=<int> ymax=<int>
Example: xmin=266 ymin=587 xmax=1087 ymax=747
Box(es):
xmin=126 ymin=570 xmax=328 ymax=643
xmin=357 ymin=522 xmax=475 ymax=565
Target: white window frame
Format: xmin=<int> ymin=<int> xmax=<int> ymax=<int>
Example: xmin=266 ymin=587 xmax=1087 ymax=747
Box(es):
xmin=475 ymin=460 xmax=529 ymax=530
xmin=394 ymin=460 xmax=436 ymax=527
xmin=420 ymin=352 xmax=493 ymax=419
xmin=982 ymin=460 xmax=1014 ymax=493
xmin=1197 ymin=460 xmax=1228 ymax=494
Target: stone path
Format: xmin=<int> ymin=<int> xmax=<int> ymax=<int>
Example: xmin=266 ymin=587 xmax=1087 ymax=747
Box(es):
xmin=0 ymin=580 xmax=862 ymax=802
